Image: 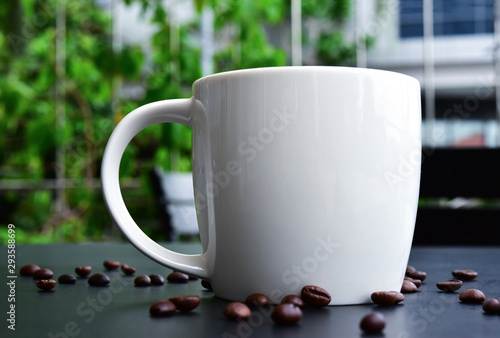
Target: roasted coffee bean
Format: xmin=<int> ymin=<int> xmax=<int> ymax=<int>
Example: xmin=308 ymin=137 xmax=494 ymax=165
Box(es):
xmin=134 ymin=275 xmax=152 ymax=287
xmin=33 ymin=268 xmax=54 ymax=280
xmin=301 ymin=285 xmax=331 ymax=307
xmin=459 ymin=289 xmax=485 ymax=304
xmin=360 ymin=312 xmax=386 ymax=333
xmin=224 ymin=302 xmax=251 ymax=320
xmin=58 ymin=274 xmax=77 ymax=284
xmin=271 ymin=304 xmax=302 ymax=325
xmin=35 ymin=279 xmax=57 ymax=291
xmin=245 ymin=293 xmax=270 ymax=306
xmin=75 ymin=266 xmax=92 ymax=277
xmin=121 ymin=264 xmax=136 ymax=276
xmin=103 ymin=260 xmax=120 ymax=270
xmin=436 ymin=279 xmax=463 ymax=292
xmin=482 ymin=298 xmax=500 ymax=314
xmin=20 ymin=264 xmax=40 ymax=276
xmin=149 ymin=274 xmax=165 ymax=285
xmin=281 ymin=295 xmax=304 ymax=308
xmin=371 ymin=291 xmax=404 ymax=306
xmin=401 ymin=280 xmax=418 ymax=293
xmin=406 ymin=265 xmax=416 ymax=274
xmin=149 ymin=300 xmax=176 ymax=317
xmin=406 ymin=269 xmax=427 ymax=281
xmin=88 ymin=273 xmax=110 ymax=286
xmin=169 ymin=295 xmax=201 ymax=312
xmin=188 ymin=275 xmax=199 ymax=280
xmin=167 ymin=271 xmax=189 ymax=283
xmin=404 ymin=276 xmax=422 ymax=288
xmin=452 ymin=269 xmax=478 ymax=281
xmin=201 ymin=280 xmax=212 ymax=290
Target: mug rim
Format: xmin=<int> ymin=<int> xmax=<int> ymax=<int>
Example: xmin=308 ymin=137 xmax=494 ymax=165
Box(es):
xmin=193 ymin=66 xmax=419 ymax=86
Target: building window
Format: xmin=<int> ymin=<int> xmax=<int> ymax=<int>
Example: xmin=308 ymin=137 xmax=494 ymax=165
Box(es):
xmin=399 ymin=0 xmax=494 ymax=38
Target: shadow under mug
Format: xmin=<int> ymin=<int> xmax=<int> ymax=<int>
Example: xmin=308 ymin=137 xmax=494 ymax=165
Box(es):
xmin=101 ymin=66 xmax=421 ymax=305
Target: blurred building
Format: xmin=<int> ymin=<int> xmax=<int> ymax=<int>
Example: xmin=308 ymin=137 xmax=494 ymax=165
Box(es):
xmin=364 ymin=0 xmax=500 ymax=147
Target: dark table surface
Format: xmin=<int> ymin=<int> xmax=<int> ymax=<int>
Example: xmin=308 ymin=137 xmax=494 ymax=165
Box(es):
xmin=2 ymin=243 xmax=500 ymax=338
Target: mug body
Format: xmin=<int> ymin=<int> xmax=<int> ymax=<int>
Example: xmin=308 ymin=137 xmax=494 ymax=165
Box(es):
xmin=192 ymin=67 xmax=421 ymax=305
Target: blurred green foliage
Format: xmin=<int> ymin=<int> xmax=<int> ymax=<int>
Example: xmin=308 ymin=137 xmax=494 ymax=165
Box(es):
xmin=0 ymin=0 xmax=359 ymax=243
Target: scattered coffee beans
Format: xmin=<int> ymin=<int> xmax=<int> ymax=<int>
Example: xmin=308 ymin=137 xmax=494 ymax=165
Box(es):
xmin=360 ymin=312 xmax=386 ymax=333
xmin=459 ymin=289 xmax=485 ymax=304
xmin=301 ymin=285 xmax=331 ymax=307
xmin=75 ymin=266 xmax=92 ymax=278
xmin=452 ymin=269 xmax=478 ymax=281
xmin=58 ymin=274 xmax=77 ymax=284
xmin=35 ymin=279 xmax=57 ymax=291
xmin=406 ymin=269 xmax=427 ymax=281
xmin=20 ymin=264 xmax=40 ymax=276
xmin=404 ymin=276 xmax=422 ymax=288
xmin=169 ymin=295 xmax=201 ymax=312
xmin=149 ymin=274 xmax=165 ymax=285
xmin=482 ymin=298 xmax=500 ymax=314
xmin=271 ymin=304 xmax=302 ymax=325
xmin=103 ymin=260 xmax=120 ymax=270
xmin=401 ymin=280 xmax=418 ymax=293
xmin=436 ymin=279 xmax=463 ymax=292
xmin=371 ymin=291 xmax=404 ymax=306
xmin=121 ymin=264 xmax=136 ymax=276
xmin=281 ymin=295 xmax=304 ymax=308
xmin=150 ymin=300 xmax=176 ymax=317
xmin=33 ymin=268 xmax=54 ymax=280
xmin=201 ymin=280 xmax=212 ymax=290
xmin=88 ymin=273 xmax=110 ymax=286
xmin=167 ymin=271 xmax=190 ymax=283
xmin=134 ymin=275 xmax=152 ymax=287
xmin=224 ymin=302 xmax=251 ymax=320
xmin=245 ymin=293 xmax=270 ymax=306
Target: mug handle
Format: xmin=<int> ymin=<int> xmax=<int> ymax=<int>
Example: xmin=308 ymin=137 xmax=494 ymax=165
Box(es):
xmin=101 ymin=98 xmax=211 ymax=279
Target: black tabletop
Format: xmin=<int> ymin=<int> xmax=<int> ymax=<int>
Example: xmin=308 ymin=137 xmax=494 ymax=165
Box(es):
xmin=2 ymin=243 xmax=500 ymax=337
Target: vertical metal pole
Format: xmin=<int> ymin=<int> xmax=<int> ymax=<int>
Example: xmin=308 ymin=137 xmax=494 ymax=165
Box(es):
xmin=201 ymin=5 xmax=214 ymax=76
xmin=423 ymin=0 xmax=435 ymax=146
xmin=356 ymin=0 xmax=367 ymax=68
xmin=55 ymin=0 xmax=66 ymax=213
xmin=495 ymin=0 xmax=500 ymax=146
xmin=291 ymin=0 xmax=302 ymax=66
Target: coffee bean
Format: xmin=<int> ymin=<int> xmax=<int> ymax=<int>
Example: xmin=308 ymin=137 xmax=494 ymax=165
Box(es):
xmin=301 ymin=285 xmax=331 ymax=307
xmin=271 ymin=303 xmax=302 ymax=325
xmin=459 ymin=289 xmax=485 ymax=304
xmin=201 ymin=280 xmax=212 ymax=290
xmin=281 ymin=295 xmax=304 ymax=308
xmin=224 ymin=302 xmax=251 ymax=320
xmin=149 ymin=300 xmax=176 ymax=317
xmin=75 ymin=266 xmax=92 ymax=277
xmin=360 ymin=312 xmax=386 ymax=333
xmin=245 ymin=293 xmax=270 ymax=306
xmin=167 ymin=271 xmax=189 ymax=283
xmin=401 ymin=280 xmax=418 ymax=293
xmin=88 ymin=273 xmax=110 ymax=286
xmin=452 ymin=269 xmax=478 ymax=281
xmin=188 ymin=275 xmax=199 ymax=280
xmin=20 ymin=264 xmax=40 ymax=276
xmin=134 ymin=275 xmax=152 ymax=287
xmin=482 ymin=298 xmax=500 ymax=314
xmin=436 ymin=279 xmax=463 ymax=292
xmin=406 ymin=265 xmax=416 ymax=274
xmin=35 ymin=279 xmax=57 ymax=291
xmin=406 ymin=269 xmax=427 ymax=281
xmin=103 ymin=260 xmax=120 ymax=270
xmin=121 ymin=264 xmax=136 ymax=276
xmin=33 ymin=268 xmax=54 ymax=280
xmin=404 ymin=276 xmax=422 ymax=288
xmin=58 ymin=274 xmax=77 ymax=284
xmin=149 ymin=274 xmax=165 ymax=285
xmin=169 ymin=295 xmax=201 ymax=312
xmin=371 ymin=291 xmax=404 ymax=306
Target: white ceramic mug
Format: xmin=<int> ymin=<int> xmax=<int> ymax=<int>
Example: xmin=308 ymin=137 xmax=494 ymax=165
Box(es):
xmin=101 ymin=66 xmax=421 ymax=305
